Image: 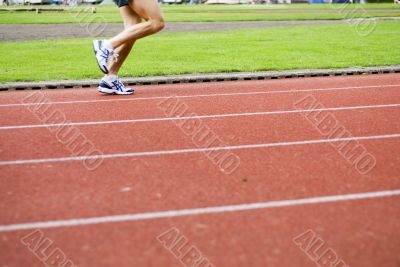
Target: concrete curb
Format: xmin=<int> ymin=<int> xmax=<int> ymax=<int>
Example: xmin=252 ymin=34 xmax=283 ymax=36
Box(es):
xmin=1 ymin=65 xmax=400 ymax=91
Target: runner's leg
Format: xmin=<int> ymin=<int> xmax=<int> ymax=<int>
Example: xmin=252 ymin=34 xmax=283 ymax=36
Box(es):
xmin=109 ymin=0 xmax=164 ymax=49
xmin=108 ymin=6 xmax=141 ymax=75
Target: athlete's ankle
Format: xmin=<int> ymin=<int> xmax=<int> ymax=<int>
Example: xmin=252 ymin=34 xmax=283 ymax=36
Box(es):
xmin=105 ymin=74 xmax=118 ymax=81
xmin=103 ymin=40 xmax=114 ymax=50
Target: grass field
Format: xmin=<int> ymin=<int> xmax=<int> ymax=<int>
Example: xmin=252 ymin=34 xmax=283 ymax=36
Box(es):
xmin=1 ymin=21 xmax=399 ymax=83
xmin=0 ymin=4 xmax=399 ymax=24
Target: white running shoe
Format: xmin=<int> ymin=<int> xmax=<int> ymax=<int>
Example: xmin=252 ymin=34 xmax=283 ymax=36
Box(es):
xmin=92 ymin=40 xmax=118 ymax=74
xmin=98 ymin=76 xmax=134 ymax=95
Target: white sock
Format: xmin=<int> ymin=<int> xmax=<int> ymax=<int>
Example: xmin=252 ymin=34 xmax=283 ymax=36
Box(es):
xmin=105 ymin=74 xmax=117 ymax=81
xmin=103 ymin=40 xmax=113 ymax=50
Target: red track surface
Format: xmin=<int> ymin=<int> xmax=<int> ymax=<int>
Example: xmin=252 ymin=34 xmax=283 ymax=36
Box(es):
xmin=0 ymin=74 xmax=399 ymax=267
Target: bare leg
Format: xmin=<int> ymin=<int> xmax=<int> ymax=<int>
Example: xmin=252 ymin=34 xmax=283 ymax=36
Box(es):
xmin=96 ymin=0 xmax=163 ymax=94
xmin=109 ymin=0 xmax=164 ymax=49
xmin=108 ymin=6 xmax=141 ymax=75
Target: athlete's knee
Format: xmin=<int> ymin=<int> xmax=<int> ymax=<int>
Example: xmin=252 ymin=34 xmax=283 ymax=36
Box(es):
xmin=150 ymin=17 xmax=165 ymax=33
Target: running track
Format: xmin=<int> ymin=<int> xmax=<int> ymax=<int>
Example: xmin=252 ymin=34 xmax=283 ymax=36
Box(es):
xmin=0 ymin=74 xmax=399 ymax=267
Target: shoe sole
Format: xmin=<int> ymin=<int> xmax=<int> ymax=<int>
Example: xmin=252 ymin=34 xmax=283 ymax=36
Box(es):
xmin=98 ymin=86 xmax=134 ymax=95
xmin=92 ymin=40 xmax=109 ymax=74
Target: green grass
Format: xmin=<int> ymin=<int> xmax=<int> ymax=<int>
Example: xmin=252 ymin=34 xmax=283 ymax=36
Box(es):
xmin=0 ymin=4 xmax=399 ymax=24
xmin=0 ymin=21 xmax=399 ymax=83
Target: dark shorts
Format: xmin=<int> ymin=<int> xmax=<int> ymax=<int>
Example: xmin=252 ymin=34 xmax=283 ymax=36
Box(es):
xmin=113 ymin=0 xmax=130 ymax=7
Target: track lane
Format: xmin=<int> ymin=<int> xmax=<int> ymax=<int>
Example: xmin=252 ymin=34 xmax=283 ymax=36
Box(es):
xmin=1 ymin=74 xmax=399 ymax=105
xmin=1 ymin=137 xmax=399 ymax=225
xmin=0 ymin=195 xmax=399 ymax=267
xmin=0 ymin=106 xmax=399 ymax=161
xmin=1 ymin=85 xmax=400 ymax=127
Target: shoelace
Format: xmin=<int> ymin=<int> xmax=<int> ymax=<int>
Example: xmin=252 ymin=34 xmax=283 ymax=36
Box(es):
xmin=110 ymin=50 xmax=119 ymax=62
xmin=99 ymin=48 xmax=119 ymax=62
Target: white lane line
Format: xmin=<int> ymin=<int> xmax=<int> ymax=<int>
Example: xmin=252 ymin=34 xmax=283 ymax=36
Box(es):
xmin=0 ymin=189 xmax=399 ymax=232
xmin=1 ymin=84 xmax=399 ymax=108
xmin=0 ymin=134 xmax=399 ymax=166
xmin=1 ymin=103 xmax=400 ymax=130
